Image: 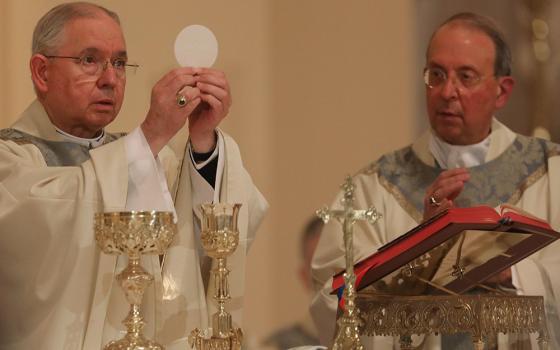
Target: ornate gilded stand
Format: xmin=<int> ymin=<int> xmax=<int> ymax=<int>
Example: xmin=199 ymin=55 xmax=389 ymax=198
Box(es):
xmin=189 ymin=203 xmax=243 ymax=350
xmin=317 ymin=176 xmax=382 ymax=350
xmin=94 ymin=211 xmax=177 ymax=350
xmin=355 ymin=292 xmax=550 ymax=350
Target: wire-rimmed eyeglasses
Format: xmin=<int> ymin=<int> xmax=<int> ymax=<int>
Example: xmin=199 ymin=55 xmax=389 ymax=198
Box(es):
xmin=423 ymin=67 xmax=485 ymax=90
xmin=44 ymin=54 xmax=139 ymax=78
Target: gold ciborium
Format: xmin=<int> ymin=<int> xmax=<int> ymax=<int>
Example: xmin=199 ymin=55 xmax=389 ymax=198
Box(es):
xmin=189 ymin=203 xmax=243 ymax=350
xmin=94 ymin=211 xmax=177 ymax=350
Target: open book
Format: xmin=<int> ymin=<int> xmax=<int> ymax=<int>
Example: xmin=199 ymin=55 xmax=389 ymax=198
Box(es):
xmin=331 ymin=205 xmax=560 ymax=296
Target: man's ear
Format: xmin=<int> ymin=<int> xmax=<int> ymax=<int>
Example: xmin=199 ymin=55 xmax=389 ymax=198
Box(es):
xmin=30 ymin=54 xmax=50 ymax=94
xmin=495 ymin=76 xmax=515 ymax=109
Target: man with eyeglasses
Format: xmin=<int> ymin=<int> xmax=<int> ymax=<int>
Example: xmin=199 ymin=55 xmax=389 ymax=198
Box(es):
xmin=311 ymin=12 xmax=560 ymax=349
xmin=0 ymin=2 xmax=267 ymax=350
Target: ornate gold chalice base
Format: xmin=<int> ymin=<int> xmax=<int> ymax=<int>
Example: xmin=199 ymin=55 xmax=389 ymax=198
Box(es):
xmin=94 ymin=211 xmax=177 ymax=350
xmin=189 ymin=203 xmax=243 ymax=350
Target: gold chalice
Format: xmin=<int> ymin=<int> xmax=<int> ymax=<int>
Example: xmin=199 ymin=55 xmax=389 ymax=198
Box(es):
xmin=189 ymin=203 xmax=243 ymax=350
xmin=94 ymin=211 xmax=177 ymax=350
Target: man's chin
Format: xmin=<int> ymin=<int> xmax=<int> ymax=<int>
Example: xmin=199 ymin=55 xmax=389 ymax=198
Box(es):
xmin=434 ymin=126 xmax=464 ymax=144
xmin=88 ymin=113 xmax=117 ymax=131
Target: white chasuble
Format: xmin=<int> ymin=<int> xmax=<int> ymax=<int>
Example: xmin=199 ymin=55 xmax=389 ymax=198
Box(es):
xmin=311 ymin=119 xmax=560 ymax=349
xmin=0 ymin=100 xmax=268 ymax=350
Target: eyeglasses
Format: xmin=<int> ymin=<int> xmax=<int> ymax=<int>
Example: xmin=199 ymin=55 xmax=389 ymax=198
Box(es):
xmin=44 ymin=54 xmax=139 ymax=78
xmin=424 ymin=67 xmax=485 ymax=90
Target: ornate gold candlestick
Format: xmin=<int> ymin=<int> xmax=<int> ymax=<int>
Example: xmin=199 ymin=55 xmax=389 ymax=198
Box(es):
xmin=189 ymin=203 xmax=243 ymax=350
xmin=317 ymin=176 xmax=382 ymax=350
xmin=94 ymin=211 xmax=177 ymax=350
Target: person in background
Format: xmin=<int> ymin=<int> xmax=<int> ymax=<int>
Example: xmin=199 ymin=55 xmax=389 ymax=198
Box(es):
xmin=263 ymin=217 xmax=323 ymax=349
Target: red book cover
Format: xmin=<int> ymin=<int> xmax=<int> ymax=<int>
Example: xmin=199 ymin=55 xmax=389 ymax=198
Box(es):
xmin=331 ymin=206 xmax=559 ymax=296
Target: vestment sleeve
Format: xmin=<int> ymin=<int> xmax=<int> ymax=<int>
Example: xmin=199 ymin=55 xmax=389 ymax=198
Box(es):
xmin=0 ymin=137 xmax=128 ymax=343
xmin=0 ymin=136 xmax=128 ymax=210
xmin=124 ymin=127 xmax=175 ymax=213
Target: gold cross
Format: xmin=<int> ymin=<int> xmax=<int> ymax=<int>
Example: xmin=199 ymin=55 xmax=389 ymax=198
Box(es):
xmin=316 ymin=176 xmax=381 ymax=350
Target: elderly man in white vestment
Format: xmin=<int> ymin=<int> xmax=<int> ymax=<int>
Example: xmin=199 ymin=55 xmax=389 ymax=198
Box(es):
xmin=311 ymin=12 xmax=560 ymax=350
xmin=0 ymin=2 xmax=267 ymax=350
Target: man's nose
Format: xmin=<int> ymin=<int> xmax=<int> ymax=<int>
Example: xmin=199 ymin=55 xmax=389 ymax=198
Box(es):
xmin=440 ymin=75 xmax=460 ymax=99
xmin=97 ymin=61 xmax=119 ymax=87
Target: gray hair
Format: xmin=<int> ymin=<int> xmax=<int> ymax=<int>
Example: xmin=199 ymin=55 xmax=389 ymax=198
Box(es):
xmin=428 ymin=12 xmax=512 ymax=77
xmin=32 ymin=2 xmax=120 ymax=55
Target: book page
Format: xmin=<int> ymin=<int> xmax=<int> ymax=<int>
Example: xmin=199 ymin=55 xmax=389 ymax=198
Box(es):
xmin=499 ymin=204 xmax=549 ymax=225
xmin=431 ymin=229 xmax=529 ymax=288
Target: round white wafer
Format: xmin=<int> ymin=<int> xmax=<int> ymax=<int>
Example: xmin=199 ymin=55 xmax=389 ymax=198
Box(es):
xmin=174 ymin=25 xmax=218 ymax=68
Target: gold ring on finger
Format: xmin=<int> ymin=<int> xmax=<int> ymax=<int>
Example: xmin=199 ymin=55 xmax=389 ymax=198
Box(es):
xmin=177 ymin=94 xmax=188 ymax=107
xmin=429 ymin=195 xmax=441 ymax=207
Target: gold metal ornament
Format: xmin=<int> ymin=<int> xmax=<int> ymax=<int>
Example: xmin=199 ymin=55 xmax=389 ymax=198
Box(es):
xmin=94 ymin=211 xmax=177 ymax=350
xmin=356 ymin=292 xmax=550 ymax=350
xmin=316 ymin=176 xmax=382 ymax=350
xmin=177 ymin=94 xmax=188 ymax=107
xmin=428 ymin=195 xmax=441 ymax=207
xmin=189 ymin=203 xmax=243 ymax=350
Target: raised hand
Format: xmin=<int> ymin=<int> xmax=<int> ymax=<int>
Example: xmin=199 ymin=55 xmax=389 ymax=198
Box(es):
xmin=423 ymin=168 xmax=470 ymax=221
xmin=188 ymin=68 xmax=232 ymax=153
xmin=141 ymin=67 xmax=202 ymax=155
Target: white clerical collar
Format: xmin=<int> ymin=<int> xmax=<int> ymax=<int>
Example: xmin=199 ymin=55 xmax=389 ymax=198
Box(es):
xmin=54 ymin=127 xmax=106 ymax=149
xmin=429 ymin=131 xmax=491 ymax=169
